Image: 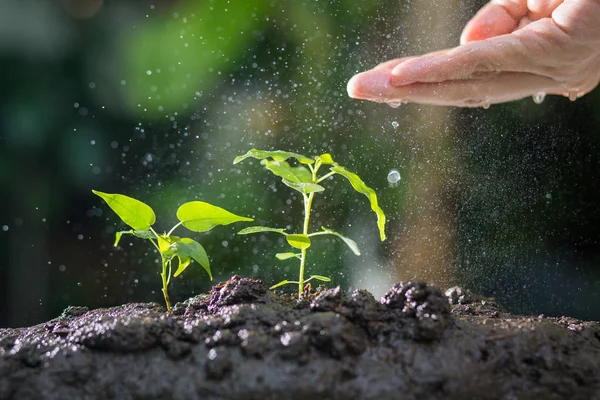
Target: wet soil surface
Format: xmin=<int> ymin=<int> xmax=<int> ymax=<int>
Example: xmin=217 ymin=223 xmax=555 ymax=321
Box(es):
xmin=1 ymin=276 xmax=599 ymax=400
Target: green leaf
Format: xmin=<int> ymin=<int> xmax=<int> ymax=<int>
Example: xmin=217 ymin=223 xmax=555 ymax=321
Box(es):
xmin=316 ymin=153 xmax=334 ymax=165
xmin=260 ymin=159 xmax=313 ymax=183
xmin=286 ymin=234 xmax=311 ymax=250
xmin=269 ymin=280 xmax=292 ymax=290
xmin=173 ymin=238 xmax=211 ymax=279
xmin=233 ymin=149 xmax=314 ymax=165
xmin=281 ymin=179 xmax=325 ymax=194
xmin=132 ymin=230 xmax=156 ymax=240
xmin=114 ymin=229 xmax=155 ymax=247
xmin=93 ymin=190 xmax=156 ymax=231
xmin=174 ymin=254 xmax=191 ymax=277
xmin=158 ymin=235 xmax=180 ymax=258
xmin=330 ymin=166 xmax=387 ymax=241
xmin=308 ymin=275 xmax=331 ymax=282
xmin=237 ymin=226 xmax=287 ymax=235
xmin=177 ymin=201 xmax=253 ymax=233
xmin=114 ymin=231 xmax=129 ymax=247
xmin=319 ymin=227 xmax=361 ymax=256
xmin=275 ymin=252 xmax=301 ymax=260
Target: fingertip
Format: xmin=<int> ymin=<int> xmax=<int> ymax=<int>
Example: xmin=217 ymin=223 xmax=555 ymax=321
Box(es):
xmin=460 ymin=3 xmax=522 ymax=43
xmin=346 ymin=74 xmax=361 ymax=98
xmin=347 ymin=70 xmax=392 ymax=99
xmin=459 ymin=30 xmax=469 ymax=46
xmin=528 ymin=0 xmax=564 ymax=20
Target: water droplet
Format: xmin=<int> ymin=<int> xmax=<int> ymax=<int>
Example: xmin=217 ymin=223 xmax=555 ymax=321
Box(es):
xmin=387 ymin=101 xmax=402 ymax=109
xmin=280 ymin=332 xmax=293 ymax=346
xmin=532 ymin=92 xmax=546 ymax=104
xmin=568 ymin=91 xmax=578 ymax=101
xmin=482 ymin=101 xmax=490 ymax=109
xmin=387 ymin=169 xmax=401 ymax=187
xmin=391 ymin=121 xmax=399 ymax=129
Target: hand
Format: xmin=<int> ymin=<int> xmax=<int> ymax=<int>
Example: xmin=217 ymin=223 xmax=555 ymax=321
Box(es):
xmin=347 ymin=0 xmax=600 ymax=107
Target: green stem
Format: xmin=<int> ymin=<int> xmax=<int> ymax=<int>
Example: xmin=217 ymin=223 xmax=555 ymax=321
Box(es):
xmin=167 ymin=221 xmax=183 ymax=237
xmin=148 ymin=238 xmax=161 ymax=253
xmin=149 ymin=226 xmax=160 ymax=238
xmin=166 ymin=259 xmax=172 ymax=286
xmin=316 ymin=171 xmax=335 ymax=184
xmin=303 ymin=193 xmax=315 ymax=234
xmin=161 ymin=259 xmax=172 ymax=313
xmin=298 ymin=248 xmax=307 ymax=298
xmin=298 ymin=164 xmax=319 ymax=298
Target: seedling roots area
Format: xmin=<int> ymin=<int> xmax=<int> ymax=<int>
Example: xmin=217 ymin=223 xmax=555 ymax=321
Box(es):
xmin=1 ymin=276 xmax=599 ymax=399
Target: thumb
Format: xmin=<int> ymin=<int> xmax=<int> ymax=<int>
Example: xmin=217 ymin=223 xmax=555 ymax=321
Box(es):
xmin=460 ymin=1 xmax=528 ymax=44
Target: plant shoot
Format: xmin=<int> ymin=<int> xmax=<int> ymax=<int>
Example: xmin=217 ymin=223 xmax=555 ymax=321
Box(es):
xmin=234 ymin=149 xmax=386 ymax=297
xmin=92 ymin=190 xmax=253 ymax=312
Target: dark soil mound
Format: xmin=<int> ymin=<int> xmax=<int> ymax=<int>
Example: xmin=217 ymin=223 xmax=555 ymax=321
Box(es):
xmin=1 ymin=276 xmax=599 ymax=399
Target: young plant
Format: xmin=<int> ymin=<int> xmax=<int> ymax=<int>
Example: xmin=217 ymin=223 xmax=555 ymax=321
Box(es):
xmin=234 ymin=149 xmax=386 ymax=297
xmin=92 ymin=190 xmax=253 ymax=312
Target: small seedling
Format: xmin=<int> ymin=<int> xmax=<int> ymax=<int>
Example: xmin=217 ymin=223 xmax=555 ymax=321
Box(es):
xmin=92 ymin=190 xmax=253 ymax=312
xmin=234 ymin=149 xmax=386 ymax=297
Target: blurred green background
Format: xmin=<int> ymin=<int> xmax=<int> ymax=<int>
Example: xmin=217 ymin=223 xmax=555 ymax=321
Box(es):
xmin=1 ymin=0 xmax=599 ymax=328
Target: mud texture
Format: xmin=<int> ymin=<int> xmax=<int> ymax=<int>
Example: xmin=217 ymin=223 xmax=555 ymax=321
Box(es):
xmin=1 ymin=276 xmax=599 ymax=400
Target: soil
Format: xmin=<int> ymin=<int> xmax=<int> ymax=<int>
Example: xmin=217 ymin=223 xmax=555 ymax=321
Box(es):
xmin=1 ymin=276 xmax=599 ymax=400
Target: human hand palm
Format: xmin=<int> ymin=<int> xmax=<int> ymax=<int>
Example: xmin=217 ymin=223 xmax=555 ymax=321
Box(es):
xmin=348 ymin=0 xmax=600 ymax=107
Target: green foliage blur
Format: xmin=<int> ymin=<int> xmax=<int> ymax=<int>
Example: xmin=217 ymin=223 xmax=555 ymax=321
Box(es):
xmin=1 ymin=0 xmax=599 ymax=327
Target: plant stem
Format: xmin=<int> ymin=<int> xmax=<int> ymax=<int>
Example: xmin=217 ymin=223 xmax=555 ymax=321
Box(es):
xmin=298 ymin=248 xmax=307 ymax=298
xmin=298 ymin=193 xmax=312 ymax=297
xmin=298 ymin=163 xmax=319 ymax=298
xmin=166 ymin=221 xmax=183 ymax=237
xmin=148 ymin=238 xmax=161 ymax=253
xmin=166 ymin=259 xmax=172 ymax=286
xmin=160 ymin=259 xmax=172 ymax=313
xmin=316 ymin=171 xmax=335 ymax=184
xmin=303 ymin=193 xmax=315 ymax=234
xmin=149 ymin=227 xmax=160 ymax=238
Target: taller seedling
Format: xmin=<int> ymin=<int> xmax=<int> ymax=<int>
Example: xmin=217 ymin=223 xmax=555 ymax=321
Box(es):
xmin=234 ymin=149 xmax=386 ymax=297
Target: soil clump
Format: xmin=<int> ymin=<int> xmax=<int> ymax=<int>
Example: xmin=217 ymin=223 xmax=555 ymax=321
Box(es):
xmin=1 ymin=276 xmax=599 ymax=399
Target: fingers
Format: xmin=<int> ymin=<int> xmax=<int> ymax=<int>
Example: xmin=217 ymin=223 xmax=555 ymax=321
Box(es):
xmin=390 ymin=35 xmax=531 ymax=86
xmin=348 ymin=50 xmax=451 ymax=98
xmin=348 ymin=0 xmax=600 ymax=107
xmin=527 ymin=0 xmax=564 ymax=20
xmin=460 ymin=1 xmax=526 ymax=43
xmin=369 ymin=49 xmax=454 ymax=71
xmin=370 ymin=56 xmax=419 ymax=72
xmin=552 ymin=0 xmax=600 ymax=41
xmin=460 ymin=0 xmax=564 ymax=43
xmin=390 ymin=18 xmax=567 ymax=86
xmin=351 ymin=71 xmax=565 ymax=107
